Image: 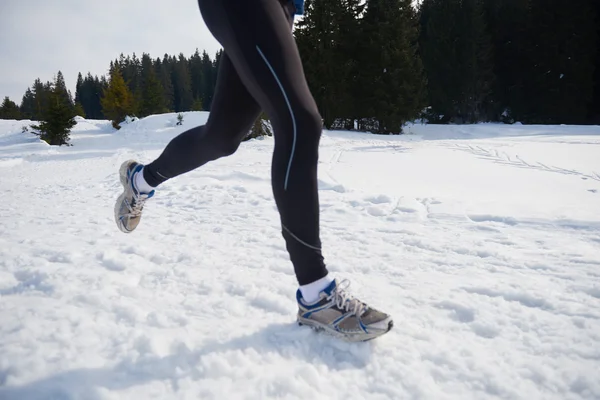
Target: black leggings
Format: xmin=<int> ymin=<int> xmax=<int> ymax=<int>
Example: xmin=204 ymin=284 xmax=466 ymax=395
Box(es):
xmin=143 ymin=0 xmax=328 ymax=285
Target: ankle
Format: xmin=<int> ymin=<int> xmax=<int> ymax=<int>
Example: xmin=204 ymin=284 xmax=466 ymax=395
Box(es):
xmin=134 ymin=167 xmax=156 ymax=194
xmin=299 ymin=275 xmax=334 ymax=303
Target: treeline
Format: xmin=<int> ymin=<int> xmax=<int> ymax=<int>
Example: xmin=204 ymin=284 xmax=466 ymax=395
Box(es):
xmin=2 ymin=0 xmax=599 ymax=133
xmin=294 ymin=0 xmax=599 ymax=132
xmin=0 ymin=49 xmax=222 ymax=124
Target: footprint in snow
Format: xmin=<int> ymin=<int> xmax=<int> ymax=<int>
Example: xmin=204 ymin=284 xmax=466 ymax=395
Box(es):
xmin=97 ymin=251 xmax=127 ymax=271
xmin=463 ymin=287 xmax=553 ymax=310
xmin=365 ymin=194 xmax=392 ymax=204
xmin=367 ymin=207 xmax=387 ymax=217
xmin=0 ymin=270 xmax=54 ymax=295
xmin=434 ymin=301 xmax=476 ymax=323
xmin=250 ymin=295 xmax=290 ymax=315
xmin=584 ymin=287 xmax=600 ymax=299
xmin=470 ymin=323 xmax=500 ymax=339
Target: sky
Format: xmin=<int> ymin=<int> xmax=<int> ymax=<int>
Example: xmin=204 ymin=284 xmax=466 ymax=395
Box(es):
xmin=0 ymin=0 xmax=222 ymax=103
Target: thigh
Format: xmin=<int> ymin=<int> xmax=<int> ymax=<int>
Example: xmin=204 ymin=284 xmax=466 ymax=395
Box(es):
xmin=199 ymin=0 xmax=318 ymax=137
xmin=204 ymin=52 xmax=263 ymax=142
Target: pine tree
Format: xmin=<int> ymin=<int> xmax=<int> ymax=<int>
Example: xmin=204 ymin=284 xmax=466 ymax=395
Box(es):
xmin=101 ymin=67 xmax=136 ymax=129
xmin=419 ymin=0 xmax=494 ymax=123
xmin=359 ymin=0 xmax=426 ymax=133
xmin=73 ymin=102 xmax=85 ymax=117
xmin=0 ymin=97 xmax=22 ymax=120
xmin=191 ymin=97 xmax=203 ymax=111
xmin=295 ymin=0 xmax=352 ymax=129
xmin=482 ymin=0 xmax=530 ymax=122
xmin=32 ymin=78 xmax=52 ymax=120
xmin=158 ymin=55 xmax=175 ymax=111
xmin=172 ymin=54 xmax=194 ymax=112
xmin=114 ymin=53 xmax=142 ymax=115
xmin=190 ymin=49 xmax=205 ymax=106
xmin=20 ymin=88 xmax=35 ymax=119
xmin=459 ymin=0 xmax=494 ymax=122
xmin=78 ymin=73 xmax=107 ymax=120
xmin=55 ymin=71 xmax=74 ymax=112
xmin=200 ymin=51 xmax=215 ymax=109
xmin=521 ymin=0 xmax=596 ymax=124
xmin=75 ymin=72 xmax=84 ymax=107
xmin=335 ymin=0 xmax=366 ymax=129
xmin=140 ymin=53 xmax=166 ymax=116
xmin=30 ymin=77 xmax=77 ymax=146
xmin=296 ymin=0 xmax=377 ymax=129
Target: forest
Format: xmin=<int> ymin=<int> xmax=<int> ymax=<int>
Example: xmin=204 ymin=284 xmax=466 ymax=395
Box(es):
xmin=1 ymin=0 xmax=599 ymax=135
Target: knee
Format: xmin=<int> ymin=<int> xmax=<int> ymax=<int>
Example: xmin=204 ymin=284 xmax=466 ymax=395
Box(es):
xmin=296 ymin=107 xmax=323 ymax=144
xmin=212 ymin=136 xmax=241 ymax=158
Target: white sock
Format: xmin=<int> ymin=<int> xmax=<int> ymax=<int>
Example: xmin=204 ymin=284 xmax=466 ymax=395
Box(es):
xmin=134 ymin=167 xmax=155 ymax=194
xmin=300 ymin=275 xmax=334 ymax=303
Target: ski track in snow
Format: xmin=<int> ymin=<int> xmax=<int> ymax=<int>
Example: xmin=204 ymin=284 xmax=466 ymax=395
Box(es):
xmin=1 ymin=115 xmax=600 ymax=399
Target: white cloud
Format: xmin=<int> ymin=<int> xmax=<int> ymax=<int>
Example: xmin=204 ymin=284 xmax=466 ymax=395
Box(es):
xmin=0 ymin=0 xmax=222 ymax=102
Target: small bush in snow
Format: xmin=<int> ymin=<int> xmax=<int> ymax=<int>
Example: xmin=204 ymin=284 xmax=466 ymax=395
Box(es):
xmin=120 ymin=115 xmax=139 ymax=126
xmin=176 ymin=113 xmax=184 ymax=126
xmin=244 ymin=113 xmax=272 ymax=141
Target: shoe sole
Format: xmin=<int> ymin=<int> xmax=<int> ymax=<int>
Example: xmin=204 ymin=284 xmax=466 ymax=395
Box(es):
xmin=298 ymin=316 xmax=394 ymax=342
xmin=114 ymin=160 xmax=136 ymax=234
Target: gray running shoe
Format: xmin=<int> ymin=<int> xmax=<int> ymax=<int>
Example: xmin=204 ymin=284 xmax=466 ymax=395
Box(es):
xmin=114 ymin=160 xmax=154 ymax=233
xmin=297 ymin=279 xmax=393 ymax=342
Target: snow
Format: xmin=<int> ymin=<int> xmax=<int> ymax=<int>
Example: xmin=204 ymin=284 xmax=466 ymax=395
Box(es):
xmin=1 ymin=113 xmax=600 ymax=400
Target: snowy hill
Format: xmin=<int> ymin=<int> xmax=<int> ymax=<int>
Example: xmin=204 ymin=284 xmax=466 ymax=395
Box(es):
xmin=1 ymin=113 xmax=599 ymax=399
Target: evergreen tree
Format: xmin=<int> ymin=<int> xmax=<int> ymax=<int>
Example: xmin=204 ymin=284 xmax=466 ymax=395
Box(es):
xmin=30 ymin=77 xmax=77 ymax=146
xmin=20 ymin=88 xmax=35 ymax=119
xmin=140 ymin=53 xmax=167 ymax=116
xmin=55 ymin=71 xmax=74 ymax=112
xmin=200 ymin=51 xmax=215 ymax=109
xmin=91 ymin=74 xmax=107 ymax=119
xmin=101 ymin=67 xmax=136 ymax=129
xmin=75 ymin=73 xmax=105 ymax=119
xmin=158 ymin=55 xmax=175 ymax=111
xmin=419 ymin=0 xmax=494 ymax=123
xmin=74 ymin=102 xmax=85 ymax=117
xmin=75 ymin=72 xmax=84 ymax=107
xmin=189 ymin=49 xmax=205 ymax=106
xmin=459 ymin=0 xmax=495 ymax=122
xmin=295 ymin=0 xmax=356 ymax=129
xmin=114 ymin=53 xmax=142 ymax=115
xmin=334 ymin=0 xmax=366 ymax=129
xmin=75 ymin=73 xmax=89 ymax=118
xmin=0 ymin=97 xmax=22 ymax=120
xmin=520 ymin=0 xmax=596 ymax=124
xmin=359 ymin=0 xmax=426 ymax=132
xmin=32 ymin=78 xmax=52 ymax=120
xmin=192 ymin=97 xmax=204 ymax=111
xmin=482 ymin=0 xmax=530 ymax=122
xmin=172 ymin=53 xmax=194 ymax=112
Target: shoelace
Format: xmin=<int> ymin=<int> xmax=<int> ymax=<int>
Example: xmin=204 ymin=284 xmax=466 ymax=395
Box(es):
xmin=125 ymin=192 xmax=150 ymax=217
xmin=124 ymin=169 xmax=152 ymax=217
xmin=129 ymin=194 xmax=148 ymax=216
xmin=326 ymin=279 xmax=367 ymax=316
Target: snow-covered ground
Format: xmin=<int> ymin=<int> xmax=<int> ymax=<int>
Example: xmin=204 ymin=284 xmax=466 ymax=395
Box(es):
xmin=1 ymin=113 xmax=599 ymax=400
